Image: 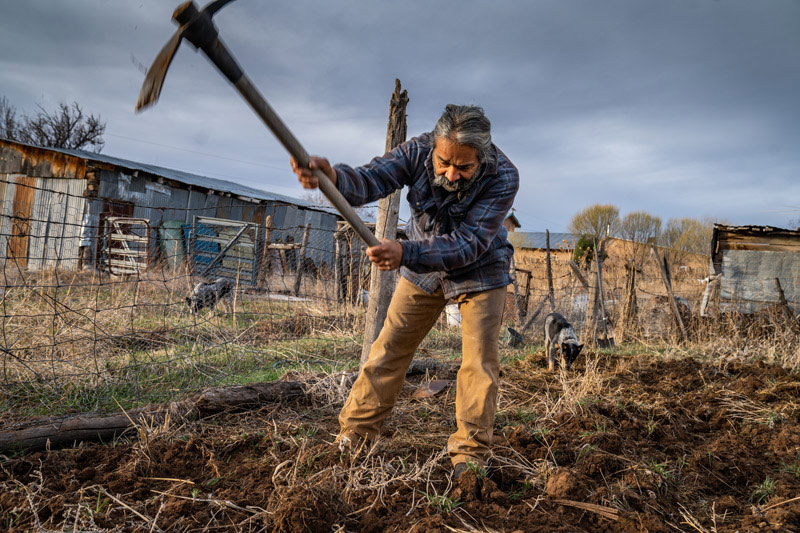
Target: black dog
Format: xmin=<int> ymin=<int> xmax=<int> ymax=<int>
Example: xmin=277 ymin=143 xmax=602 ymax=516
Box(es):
xmin=544 ymin=312 xmax=583 ymax=371
xmin=186 ymin=278 xmax=234 ymax=314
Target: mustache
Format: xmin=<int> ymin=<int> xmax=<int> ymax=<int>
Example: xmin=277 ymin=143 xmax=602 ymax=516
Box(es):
xmin=433 ymin=172 xmax=474 ymax=192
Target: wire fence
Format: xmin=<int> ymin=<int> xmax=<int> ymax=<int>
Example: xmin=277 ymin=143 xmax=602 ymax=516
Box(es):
xmin=0 ymin=175 xmax=795 ymax=424
xmin=0 ymin=174 xmax=397 ymax=423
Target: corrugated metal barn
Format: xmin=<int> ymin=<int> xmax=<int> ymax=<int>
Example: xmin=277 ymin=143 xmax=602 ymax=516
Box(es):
xmin=0 ymin=138 xmax=340 ymax=275
xmin=706 ymin=224 xmax=800 ymax=314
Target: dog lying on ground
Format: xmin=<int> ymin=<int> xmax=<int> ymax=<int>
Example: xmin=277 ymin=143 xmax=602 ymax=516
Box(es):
xmin=544 ymin=312 xmax=583 ymax=371
xmin=186 ymin=278 xmax=234 ymax=314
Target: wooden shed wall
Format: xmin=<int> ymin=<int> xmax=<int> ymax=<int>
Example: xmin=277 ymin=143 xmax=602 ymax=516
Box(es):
xmin=710 ymin=227 xmax=800 ymax=314
xmin=717 ymin=250 xmax=800 ymax=313
xmin=26 ymin=178 xmax=86 ymax=270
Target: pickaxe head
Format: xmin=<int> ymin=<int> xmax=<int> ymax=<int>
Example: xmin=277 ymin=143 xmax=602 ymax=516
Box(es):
xmin=135 ymin=0 xmax=236 ymax=112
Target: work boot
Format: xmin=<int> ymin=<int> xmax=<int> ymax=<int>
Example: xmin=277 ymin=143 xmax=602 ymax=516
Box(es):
xmin=453 ymin=462 xmax=469 ymax=481
xmin=334 ymin=431 xmax=370 ymax=455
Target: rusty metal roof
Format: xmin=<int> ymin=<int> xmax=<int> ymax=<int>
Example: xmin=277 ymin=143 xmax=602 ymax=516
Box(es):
xmin=507 ymin=231 xmax=577 ymax=250
xmin=0 ymin=138 xmax=339 ymax=215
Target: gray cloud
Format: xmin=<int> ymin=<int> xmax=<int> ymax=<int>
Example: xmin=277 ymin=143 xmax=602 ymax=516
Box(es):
xmin=1 ymin=0 xmax=798 ymax=230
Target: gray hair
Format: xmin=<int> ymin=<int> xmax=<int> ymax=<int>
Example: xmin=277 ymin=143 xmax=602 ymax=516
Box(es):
xmin=431 ymin=104 xmax=495 ymax=166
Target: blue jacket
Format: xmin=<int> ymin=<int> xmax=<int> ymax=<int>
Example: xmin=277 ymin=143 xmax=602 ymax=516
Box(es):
xmin=334 ymin=133 xmax=519 ymax=299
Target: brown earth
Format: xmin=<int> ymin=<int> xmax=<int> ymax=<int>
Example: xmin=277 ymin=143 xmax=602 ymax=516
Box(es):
xmin=2 ymin=350 xmax=800 ymax=532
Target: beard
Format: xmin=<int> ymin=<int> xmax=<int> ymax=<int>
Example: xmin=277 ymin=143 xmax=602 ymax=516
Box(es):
xmin=432 ymin=172 xmax=476 ymax=193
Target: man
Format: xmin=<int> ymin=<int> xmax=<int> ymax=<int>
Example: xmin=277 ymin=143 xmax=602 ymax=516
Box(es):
xmin=291 ymin=104 xmax=519 ymax=477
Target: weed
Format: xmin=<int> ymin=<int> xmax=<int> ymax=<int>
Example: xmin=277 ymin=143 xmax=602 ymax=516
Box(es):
xmin=531 ymin=426 xmax=552 ymax=442
xmin=781 ymin=452 xmax=800 ymax=477
xmin=751 ymin=477 xmax=777 ymax=505
xmin=509 ymin=481 xmax=533 ymax=502
xmin=205 ymin=475 xmax=228 ymax=488
xmin=94 ymin=493 xmax=109 ymax=516
xmin=424 ymin=492 xmax=461 ymax=512
xmin=645 ymin=415 xmax=658 ymax=437
xmin=294 ymin=425 xmax=319 ymax=439
xmin=514 ymin=409 xmax=537 ymax=424
xmin=645 ymin=460 xmax=674 ymax=482
xmin=466 ymin=461 xmax=488 ymax=479
xmin=577 ymin=444 xmax=598 ymax=461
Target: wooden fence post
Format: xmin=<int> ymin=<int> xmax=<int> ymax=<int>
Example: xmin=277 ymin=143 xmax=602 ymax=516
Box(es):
xmin=258 ymin=214 xmax=273 ymax=288
xmin=510 ymin=255 xmax=524 ymax=323
xmin=651 ymin=244 xmax=688 ymax=343
xmin=293 ymin=222 xmax=311 ymax=296
xmin=620 ymin=262 xmax=638 ymax=339
xmin=774 ymin=278 xmax=800 ymax=333
xmin=568 ymin=260 xmax=589 ymax=289
xmin=361 ymin=79 xmax=409 ymax=366
xmin=334 ymin=233 xmax=343 ymax=303
xmin=594 ymin=238 xmax=612 ymax=346
xmin=546 ymin=229 xmax=555 ymax=311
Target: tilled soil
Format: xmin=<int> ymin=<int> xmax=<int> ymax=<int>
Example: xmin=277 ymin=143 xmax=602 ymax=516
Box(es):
xmin=2 ymin=351 xmax=800 ymax=532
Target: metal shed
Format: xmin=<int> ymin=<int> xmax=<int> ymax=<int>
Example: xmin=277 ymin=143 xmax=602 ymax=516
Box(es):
xmin=705 ymin=224 xmax=800 ymax=315
xmin=0 ymin=138 xmax=341 ymax=273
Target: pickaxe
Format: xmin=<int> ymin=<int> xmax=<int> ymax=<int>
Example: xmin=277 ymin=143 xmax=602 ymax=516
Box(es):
xmin=136 ymin=0 xmax=379 ymax=247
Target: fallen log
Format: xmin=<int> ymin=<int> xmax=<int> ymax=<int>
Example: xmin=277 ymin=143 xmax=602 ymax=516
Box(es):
xmin=0 ymin=402 xmax=190 ymax=454
xmin=0 ymin=380 xmax=308 ymax=454
xmin=194 ymin=380 xmax=307 ymax=413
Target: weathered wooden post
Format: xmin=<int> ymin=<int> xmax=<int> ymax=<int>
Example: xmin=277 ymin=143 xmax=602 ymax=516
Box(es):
xmin=510 ymin=255 xmax=524 ymax=323
xmin=293 ymin=222 xmax=311 ymax=296
xmin=586 ymin=239 xmax=612 ymax=347
xmin=568 ymin=260 xmax=589 ymax=289
xmin=258 ymin=214 xmax=273 ymax=288
xmin=546 ymin=229 xmax=555 ymax=311
xmin=334 ymin=233 xmax=342 ymax=302
xmin=774 ymin=278 xmax=800 ymax=333
xmin=522 ymin=271 xmax=532 ymax=315
xmin=360 ymin=80 xmax=409 ymax=366
xmin=595 ymin=238 xmax=613 ymax=346
xmin=621 ymin=262 xmax=638 ymax=339
xmin=651 ymin=244 xmax=688 ymax=343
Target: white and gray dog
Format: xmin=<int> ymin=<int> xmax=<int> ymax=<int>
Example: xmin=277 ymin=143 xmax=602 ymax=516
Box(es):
xmin=186 ymin=278 xmax=234 ymax=314
xmin=544 ymin=312 xmax=583 ymax=371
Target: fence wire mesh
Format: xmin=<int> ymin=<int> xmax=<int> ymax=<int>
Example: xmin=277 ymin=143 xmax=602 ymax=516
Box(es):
xmin=1 ymin=175 xmax=795 ymax=425
xmin=0 ymin=175 xmax=395 ymax=423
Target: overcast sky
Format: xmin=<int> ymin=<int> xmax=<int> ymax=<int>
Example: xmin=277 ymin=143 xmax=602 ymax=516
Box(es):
xmin=2 ymin=0 xmax=798 ymax=231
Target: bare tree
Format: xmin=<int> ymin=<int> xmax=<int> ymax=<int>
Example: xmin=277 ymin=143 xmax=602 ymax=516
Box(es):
xmin=0 ymin=97 xmax=105 ymax=152
xmin=0 ymin=97 xmax=19 ymax=140
xmin=660 ymin=216 xmax=718 ymax=266
xmin=619 ymin=210 xmax=661 ymax=266
xmin=567 ymin=204 xmax=620 ymax=242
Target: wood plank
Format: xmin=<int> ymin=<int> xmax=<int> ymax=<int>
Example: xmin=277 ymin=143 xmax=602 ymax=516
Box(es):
xmin=652 ymin=245 xmax=688 ymax=343
xmin=8 ymin=175 xmax=36 ymax=268
xmin=719 ymin=241 xmax=800 ymax=253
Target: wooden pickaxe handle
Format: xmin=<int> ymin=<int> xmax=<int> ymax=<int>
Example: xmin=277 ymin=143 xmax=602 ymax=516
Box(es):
xmin=170 ymin=2 xmax=379 ymax=248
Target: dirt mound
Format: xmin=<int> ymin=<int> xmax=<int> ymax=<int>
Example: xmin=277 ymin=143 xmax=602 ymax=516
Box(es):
xmin=2 ymin=351 xmax=800 ymax=531
xmin=268 ymin=485 xmax=347 ymax=532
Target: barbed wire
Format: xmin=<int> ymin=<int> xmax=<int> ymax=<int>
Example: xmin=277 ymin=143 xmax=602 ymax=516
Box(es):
xmin=0 ymin=176 xmax=723 ymax=423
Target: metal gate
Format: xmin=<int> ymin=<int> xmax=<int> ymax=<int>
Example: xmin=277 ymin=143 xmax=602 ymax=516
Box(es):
xmin=101 ymin=216 xmax=150 ymax=275
xmin=188 ymin=216 xmax=262 ymax=286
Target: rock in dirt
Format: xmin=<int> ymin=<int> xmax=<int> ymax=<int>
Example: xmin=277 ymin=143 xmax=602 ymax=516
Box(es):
xmin=546 ymin=467 xmax=593 ymax=500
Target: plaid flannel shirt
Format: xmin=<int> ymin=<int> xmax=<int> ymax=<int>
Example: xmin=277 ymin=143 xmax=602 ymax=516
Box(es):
xmin=333 ymin=133 xmax=519 ymax=300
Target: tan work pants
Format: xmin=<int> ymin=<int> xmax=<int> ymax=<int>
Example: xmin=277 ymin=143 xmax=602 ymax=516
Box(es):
xmin=339 ymin=277 xmax=507 ymax=466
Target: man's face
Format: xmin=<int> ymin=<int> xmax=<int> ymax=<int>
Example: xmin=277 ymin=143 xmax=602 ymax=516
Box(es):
xmin=432 ymin=137 xmax=480 ymax=192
